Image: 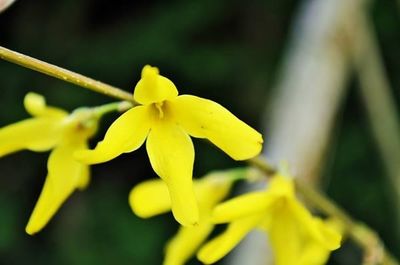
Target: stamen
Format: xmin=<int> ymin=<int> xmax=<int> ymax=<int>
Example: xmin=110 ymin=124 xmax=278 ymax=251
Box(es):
xmin=155 ymin=102 xmax=164 ymax=118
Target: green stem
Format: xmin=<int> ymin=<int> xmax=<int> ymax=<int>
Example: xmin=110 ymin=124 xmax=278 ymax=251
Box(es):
xmin=209 ymin=168 xmax=256 ymax=184
xmin=92 ymin=101 xmax=133 ymax=118
xmin=0 ymin=46 xmax=135 ymax=103
xmin=228 ymin=167 xmax=262 ymax=182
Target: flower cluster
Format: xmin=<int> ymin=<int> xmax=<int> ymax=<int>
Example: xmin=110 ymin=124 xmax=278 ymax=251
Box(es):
xmin=0 ymin=65 xmax=263 ymax=232
xmin=131 ymin=169 xmax=342 ymax=265
xmin=0 ymin=65 xmax=342 ymax=264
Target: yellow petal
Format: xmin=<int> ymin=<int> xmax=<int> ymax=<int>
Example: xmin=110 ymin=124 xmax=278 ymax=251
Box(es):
xmin=130 ymin=172 xmax=233 ymax=220
xmin=298 ymin=243 xmax=331 ymax=265
xmin=129 ymin=179 xmax=171 ymax=218
xmin=133 ymin=65 xmax=178 ymax=105
xmin=164 ymin=223 xmax=214 ymax=265
xmin=197 ymin=214 xmax=263 ymax=264
xmin=76 ymin=105 xmax=151 ymax=164
xmin=297 ymin=218 xmax=342 ymax=265
xmin=267 ymin=174 xmax=296 ymax=198
xmin=170 ymin=95 xmax=263 ymax=160
xmin=194 ymin=172 xmax=233 ymax=212
xmin=24 ymin=92 xmax=68 ymax=118
xmin=0 ymin=118 xmax=64 ymax=156
xmin=269 ymin=208 xmax=303 ymax=265
xmin=77 ymin=162 xmax=91 ymax=189
xmin=25 ymin=140 xmax=90 ymax=235
xmin=212 ymin=191 xmax=273 ymax=223
xmin=290 ymin=200 xmax=341 ymax=250
xmin=146 ymin=121 xmax=199 ymax=226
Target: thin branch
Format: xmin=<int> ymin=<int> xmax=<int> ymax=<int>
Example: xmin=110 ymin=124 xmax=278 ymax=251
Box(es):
xmin=0 ymin=46 xmax=135 ymax=103
xmin=350 ymin=10 xmax=400 ymax=230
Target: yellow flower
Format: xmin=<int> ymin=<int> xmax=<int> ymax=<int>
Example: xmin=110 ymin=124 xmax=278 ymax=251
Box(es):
xmin=129 ymin=169 xmax=244 ymax=265
xmin=197 ymin=175 xmax=342 ymax=265
xmin=0 ymin=92 xmax=97 ymax=235
xmin=76 ymin=65 xmax=263 ymax=226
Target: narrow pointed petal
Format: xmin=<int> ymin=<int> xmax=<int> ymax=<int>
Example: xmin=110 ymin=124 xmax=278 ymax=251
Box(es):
xmin=129 ymin=179 xmax=171 ymax=218
xmin=0 ymin=118 xmax=64 ymax=156
xmin=212 ymin=192 xmax=273 ymax=223
xmin=77 ymin=163 xmax=90 ymax=189
xmin=24 ymin=92 xmax=67 ymax=118
xmin=76 ymin=105 xmax=151 ymax=164
xmin=197 ymin=214 xmax=263 ymax=264
xmin=146 ymin=121 xmax=199 ymax=226
xmin=133 ymin=65 xmax=178 ymax=105
xmin=290 ymin=200 xmax=341 ymax=250
xmin=25 ymin=140 xmax=89 ymax=235
xmin=164 ymin=223 xmax=214 ymax=265
xmin=171 ymin=95 xmax=263 ymax=160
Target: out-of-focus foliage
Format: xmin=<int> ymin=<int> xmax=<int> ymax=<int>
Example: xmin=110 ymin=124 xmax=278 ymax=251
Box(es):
xmin=0 ymin=0 xmax=399 ymax=264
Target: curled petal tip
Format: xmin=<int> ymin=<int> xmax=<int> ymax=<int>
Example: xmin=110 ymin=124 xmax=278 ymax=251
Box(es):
xmin=170 ymin=198 xmax=199 ymax=226
xmin=174 ymin=213 xmax=199 ymax=227
xmin=170 ymin=95 xmax=264 ymax=161
xmin=170 ymin=197 xmax=199 ymax=227
xmin=128 ymin=180 xmax=172 ymax=219
xmin=197 ymin=247 xmax=217 ymax=265
xmin=25 ymin=218 xmax=45 ymax=236
xmin=142 ymin=65 xmax=159 ymax=77
xmin=25 ymin=225 xmax=37 ymax=236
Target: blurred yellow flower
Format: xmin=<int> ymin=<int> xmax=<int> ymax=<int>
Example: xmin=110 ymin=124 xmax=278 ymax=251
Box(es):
xmin=0 ymin=92 xmax=97 ymax=235
xmin=197 ymin=175 xmax=342 ymax=264
xmin=77 ymin=65 xmax=263 ymax=226
xmin=129 ymin=169 xmax=245 ymax=265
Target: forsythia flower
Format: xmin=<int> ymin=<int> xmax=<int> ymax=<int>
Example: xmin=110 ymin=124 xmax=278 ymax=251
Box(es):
xmin=197 ymin=175 xmax=342 ymax=265
xmin=76 ymin=65 xmax=263 ymax=226
xmin=129 ymin=169 xmax=244 ymax=265
xmin=0 ymin=93 xmax=98 ymax=235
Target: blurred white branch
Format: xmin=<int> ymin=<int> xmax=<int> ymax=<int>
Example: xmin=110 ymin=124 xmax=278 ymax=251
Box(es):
xmin=263 ymin=0 xmax=359 ymax=184
xmin=0 ymin=0 xmax=16 ymax=13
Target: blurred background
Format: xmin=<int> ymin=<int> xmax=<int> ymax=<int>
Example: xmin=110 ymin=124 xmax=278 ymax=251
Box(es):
xmin=0 ymin=0 xmax=399 ymax=264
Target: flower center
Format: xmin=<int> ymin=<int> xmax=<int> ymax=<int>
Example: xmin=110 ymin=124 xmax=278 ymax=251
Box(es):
xmin=273 ymin=197 xmax=288 ymax=211
xmin=66 ymin=108 xmax=98 ymax=138
xmin=155 ymin=101 xmax=165 ymax=119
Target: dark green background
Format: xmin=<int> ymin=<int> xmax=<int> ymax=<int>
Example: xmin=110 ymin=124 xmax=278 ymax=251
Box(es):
xmin=0 ymin=0 xmax=399 ymax=264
